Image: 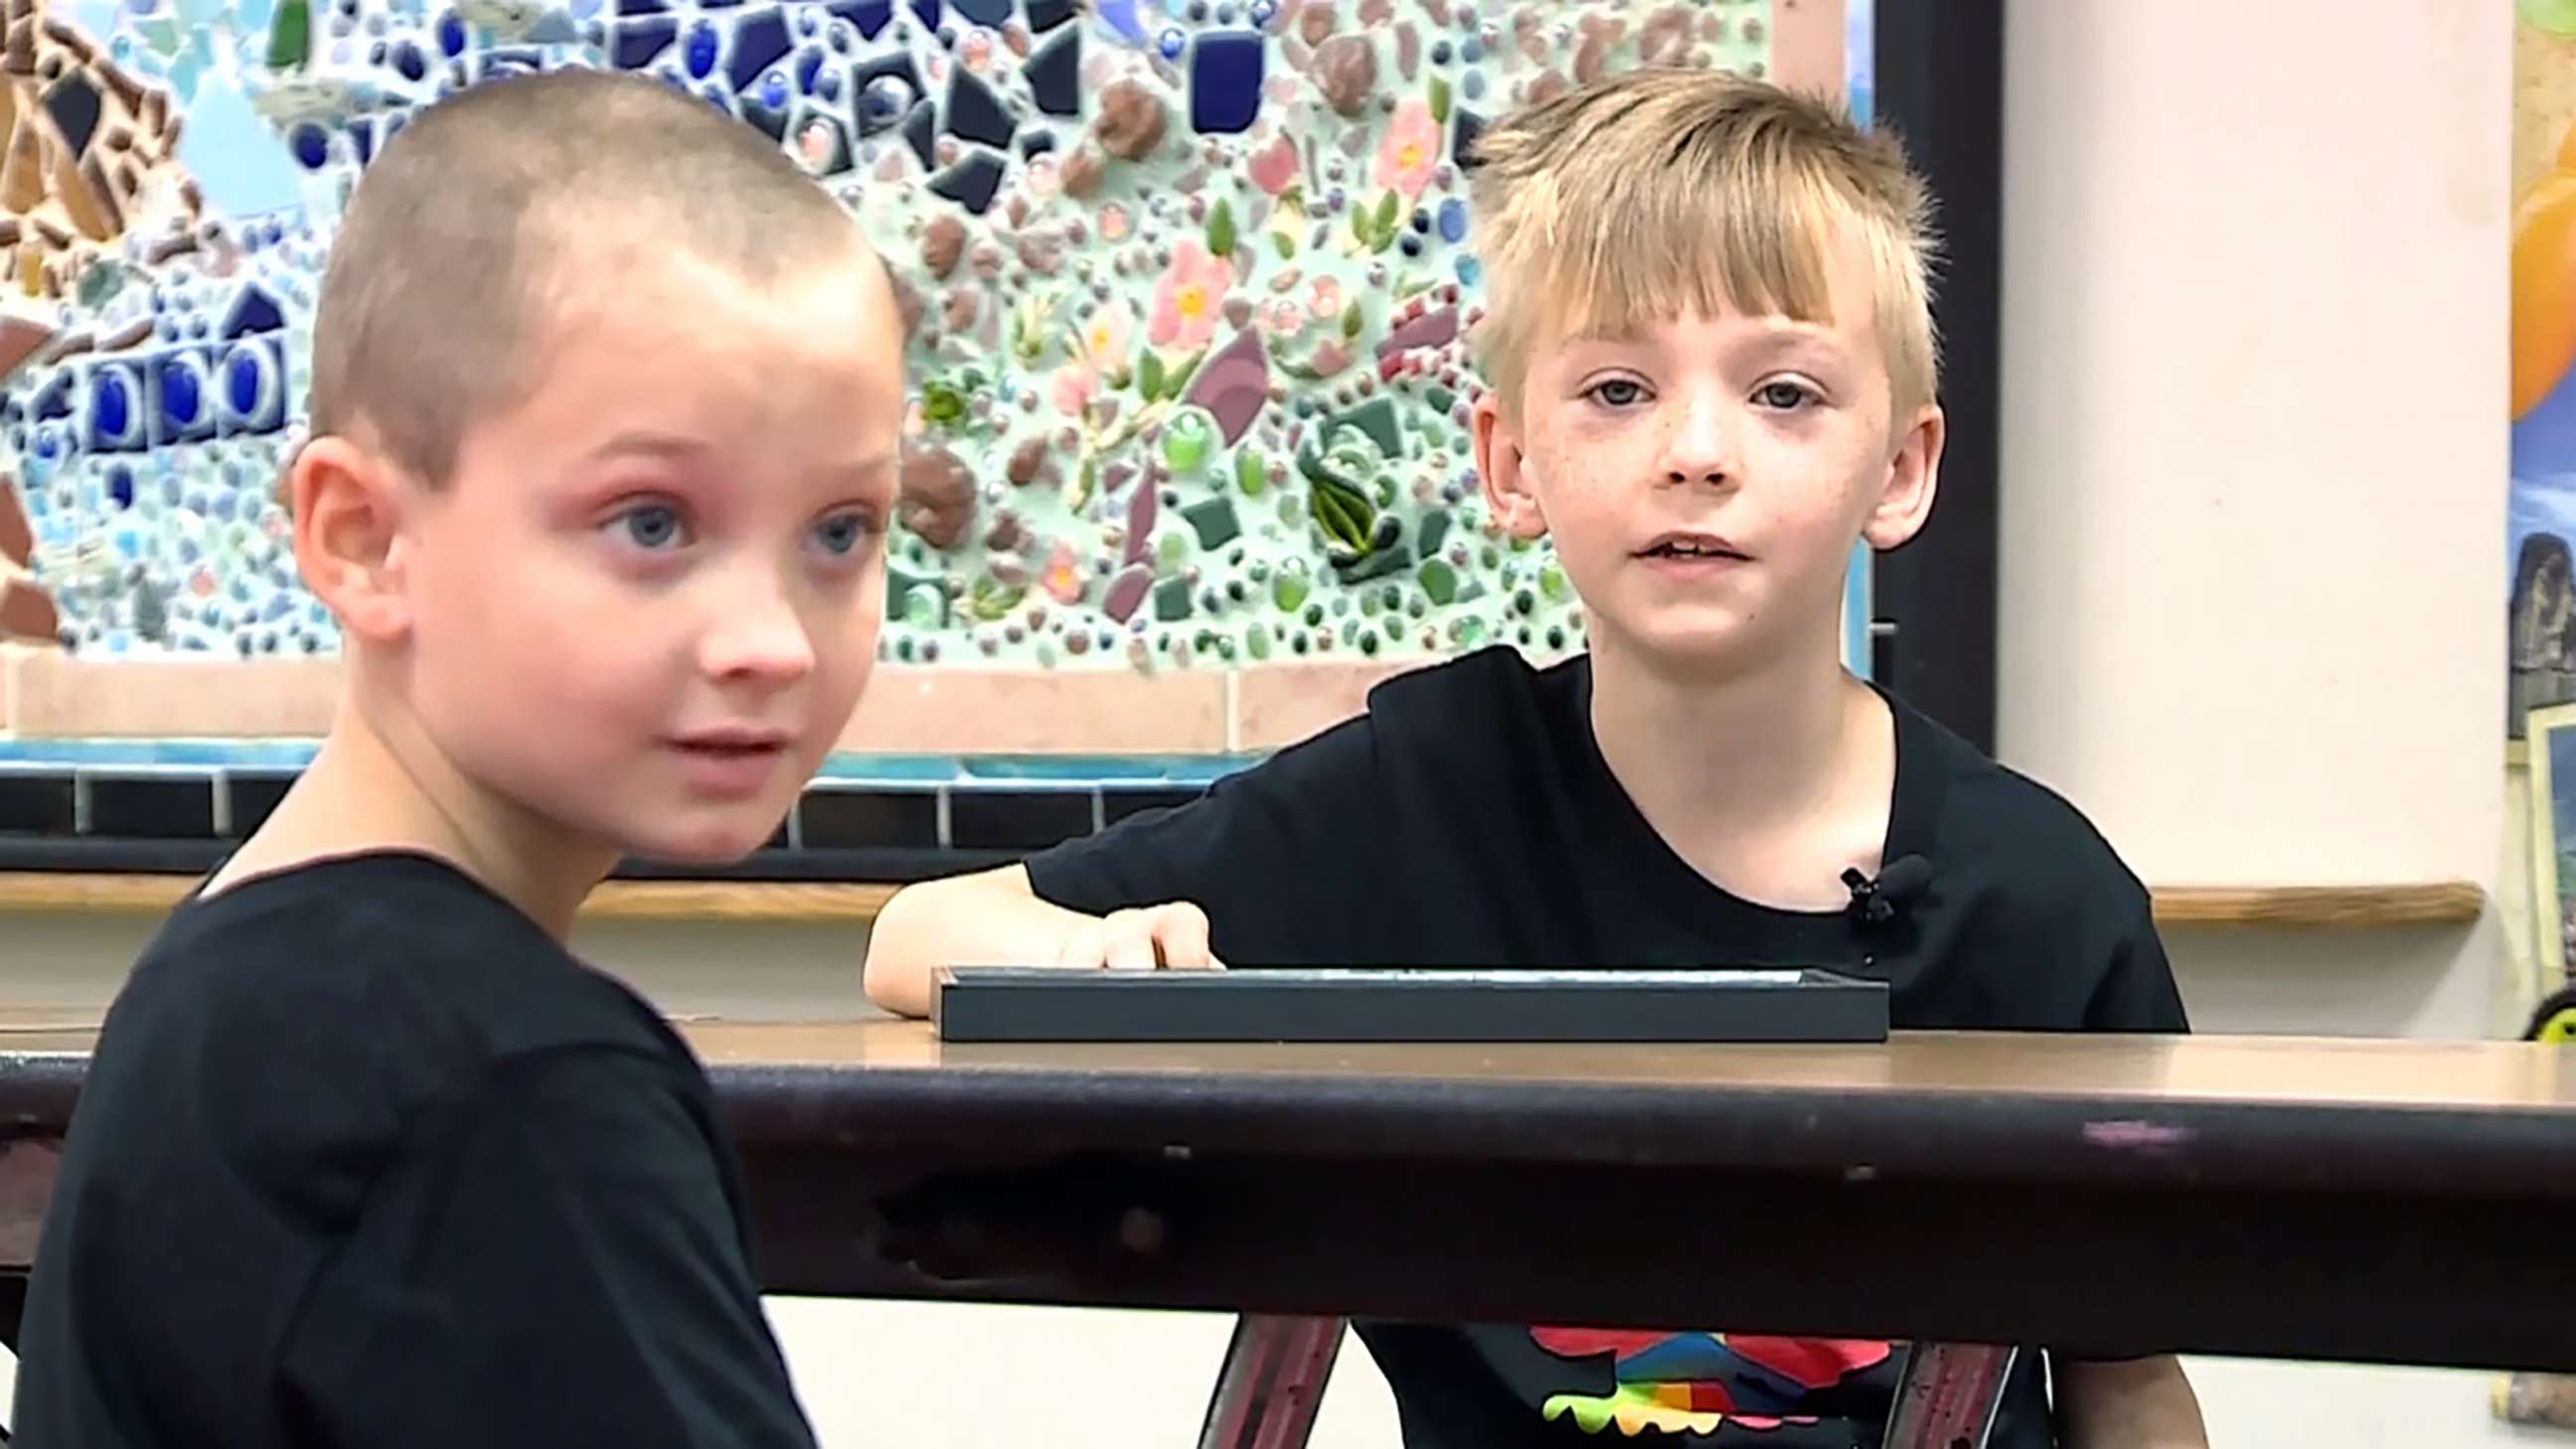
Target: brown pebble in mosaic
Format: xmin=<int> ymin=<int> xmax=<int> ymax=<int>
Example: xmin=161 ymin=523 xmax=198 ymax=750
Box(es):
xmin=1377 ymin=313 xmax=1459 ymax=369
xmin=1574 ymin=28 xmax=1609 ymax=83
xmin=1004 ymin=194 xmax=1029 ymax=228
xmin=1222 ymin=294 xmax=1254 ymax=330
xmin=1297 ymin=0 xmax=1335 ymax=45
xmin=0 ymin=311 xmax=46 ymax=383
xmin=1122 ymin=478 xmax=1157 ymax=564
xmin=1015 ymin=229 xmax=1065 ymax=275
xmin=943 ymin=288 xmax=979 ymax=332
xmin=1640 ymin=5 xmax=1693 ymax=66
xmin=1006 ymin=435 xmax=1051 ymax=487
xmin=1358 ymin=0 xmax=1391 ymax=24
xmin=1397 ymin=23 xmax=1419 ymax=80
xmin=96 ymin=314 xmax=148 ymax=350
xmin=986 ymin=511 xmax=1028 ymax=552
xmin=0 ymin=478 xmax=56 ymax=644
xmin=898 ymin=445 xmax=979 ymax=550
xmin=1185 ymin=327 xmax=1271 ymax=444
xmin=1094 ymin=78 xmax=1167 ymax=160
xmin=1526 ymin=70 xmax=1567 ymax=105
xmin=1003 ymin=20 xmax=1031 ymax=56
xmin=1516 ymin=8 xmax=1546 ymax=66
xmin=1102 ymin=563 xmax=1153 ymax=623
xmin=1061 ymin=142 xmax=1105 ymax=198
xmin=922 ymin=214 xmax=967 ymax=279
xmin=1314 ymin=34 xmax=1373 ymax=116
xmin=971 ymin=242 xmax=1006 ymax=279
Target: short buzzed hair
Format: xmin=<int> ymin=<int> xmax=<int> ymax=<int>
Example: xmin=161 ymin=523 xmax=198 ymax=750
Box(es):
xmin=310 ymin=69 xmax=868 ymax=483
xmin=1468 ymin=70 xmax=1940 ymax=417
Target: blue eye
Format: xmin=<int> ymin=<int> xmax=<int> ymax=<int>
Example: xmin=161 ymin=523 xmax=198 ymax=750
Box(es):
xmin=1756 ymin=381 xmax=1818 ymax=410
xmin=619 ymin=504 xmax=687 ymax=549
xmin=811 ymin=511 xmax=875 ymax=558
xmin=1585 ymin=379 xmax=1646 ymax=408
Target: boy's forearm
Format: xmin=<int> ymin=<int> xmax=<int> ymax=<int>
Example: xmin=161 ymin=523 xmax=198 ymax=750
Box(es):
xmin=2056 ymin=1356 xmax=2207 ymax=1449
xmin=861 ymin=866 xmax=1094 ymax=1018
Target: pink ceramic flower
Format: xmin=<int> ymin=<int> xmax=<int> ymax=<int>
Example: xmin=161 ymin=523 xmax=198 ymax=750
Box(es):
xmin=1266 ymin=296 xmax=1307 ymax=337
xmin=1043 ymin=541 xmax=1086 ymax=604
xmin=1247 ymin=132 xmax=1300 ymax=196
xmin=1150 ymin=240 xmax=1232 ymax=351
xmin=1373 ymin=97 xmax=1440 ymax=200
xmin=1307 ymin=274 xmax=1346 ymax=322
xmin=1076 ymin=300 xmax=1135 ymax=374
xmin=1049 ymin=363 xmax=1096 ymax=418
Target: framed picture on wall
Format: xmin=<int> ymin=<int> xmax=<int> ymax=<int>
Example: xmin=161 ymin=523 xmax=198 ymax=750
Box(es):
xmin=2524 ymin=701 xmax=2576 ymax=979
xmin=0 ymin=0 xmax=2008 ymax=883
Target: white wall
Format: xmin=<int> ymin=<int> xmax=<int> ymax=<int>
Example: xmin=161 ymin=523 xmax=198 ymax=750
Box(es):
xmin=1999 ymin=0 xmax=2536 ymax=1442
xmin=1999 ymin=0 xmax=2514 ymax=1043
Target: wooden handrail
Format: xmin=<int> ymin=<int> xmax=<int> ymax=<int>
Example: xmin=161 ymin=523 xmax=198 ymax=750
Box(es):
xmin=0 ymin=874 xmax=2484 ymax=929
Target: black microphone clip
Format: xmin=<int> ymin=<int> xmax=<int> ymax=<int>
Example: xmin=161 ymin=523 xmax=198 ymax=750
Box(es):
xmin=1843 ymin=855 xmax=1932 ymax=927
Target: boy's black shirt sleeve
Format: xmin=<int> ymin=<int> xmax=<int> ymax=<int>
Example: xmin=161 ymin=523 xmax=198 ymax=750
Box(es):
xmin=2088 ymin=903 xmax=2191 ymax=1032
xmin=279 ymin=1050 xmax=814 ymax=1448
xmin=1026 ymin=714 xmax=1391 ymax=967
xmin=11 ymin=853 xmax=817 ymax=1449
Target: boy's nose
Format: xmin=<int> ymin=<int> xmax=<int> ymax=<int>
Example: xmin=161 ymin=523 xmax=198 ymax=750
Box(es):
xmin=1659 ymin=394 xmax=1737 ymax=486
xmin=701 ymin=590 xmax=817 ymax=684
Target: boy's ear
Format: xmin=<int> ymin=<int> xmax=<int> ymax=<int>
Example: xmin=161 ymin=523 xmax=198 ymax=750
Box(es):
xmin=1472 ymin=390 xmax=1549 ymax=541
xmin=287 ymin=435 xmax=416 ymax=645
xmin=1861 ymin=402 xmax=1946 ymax=552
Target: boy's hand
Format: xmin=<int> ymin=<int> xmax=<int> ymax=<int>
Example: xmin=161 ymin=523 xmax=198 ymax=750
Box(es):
xmin=1054 ymin=901 xmax=1225 ymax=971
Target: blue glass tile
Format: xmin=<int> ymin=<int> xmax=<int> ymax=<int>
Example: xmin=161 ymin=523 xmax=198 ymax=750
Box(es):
xmin=1187 ymin=30 xmax=1261 ymax=134
xmin=1025 ymin=22 xmax=1077 ymax=115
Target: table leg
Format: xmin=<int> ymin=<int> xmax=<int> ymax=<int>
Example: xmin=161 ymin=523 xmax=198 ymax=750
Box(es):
xmin=1197 ymin=1315 xmax=1347 ymax=1449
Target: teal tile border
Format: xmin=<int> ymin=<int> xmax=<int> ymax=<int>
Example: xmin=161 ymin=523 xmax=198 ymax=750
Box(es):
xmin=0 ymin=739 xmax=1268 ymax=791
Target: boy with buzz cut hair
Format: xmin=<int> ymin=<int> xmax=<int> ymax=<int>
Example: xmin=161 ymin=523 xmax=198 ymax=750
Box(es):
xmin=15 ymin=69 xmax=905 ymax=1447
xmin=865 ymin=69 xmax=2209 ymax=1448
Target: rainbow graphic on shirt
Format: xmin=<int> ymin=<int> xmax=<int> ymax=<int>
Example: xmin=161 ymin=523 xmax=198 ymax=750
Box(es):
xmin=1530 ymin=1328 xmax=1897 ymax=1438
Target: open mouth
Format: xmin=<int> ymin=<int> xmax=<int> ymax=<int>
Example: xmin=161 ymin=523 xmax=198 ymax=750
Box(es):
xmin=668 ymin=731 xmax=794 ymax=761
xmin=675 ymin=741 xmax=785 ymax=760
xmin=1637 ymin=535 xmax=1750 ymax=563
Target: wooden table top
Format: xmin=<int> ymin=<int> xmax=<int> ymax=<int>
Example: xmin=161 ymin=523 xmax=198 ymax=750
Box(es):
xmin=2 ymin=1012 xmax=2569 ymax=1110
xmin=8 ymin=1016 xmax=2572 ymax=1198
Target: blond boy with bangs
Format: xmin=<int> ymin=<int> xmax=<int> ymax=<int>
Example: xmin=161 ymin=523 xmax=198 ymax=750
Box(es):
xmin=865 ymin=69 xmax=2207 ymax=1448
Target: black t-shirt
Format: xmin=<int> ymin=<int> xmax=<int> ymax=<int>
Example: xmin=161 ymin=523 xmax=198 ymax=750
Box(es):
xmin=13 ymin=852 xmax=817 ymax=1449
xmin=1026 ymin=647 xmax=2188 ymax=1449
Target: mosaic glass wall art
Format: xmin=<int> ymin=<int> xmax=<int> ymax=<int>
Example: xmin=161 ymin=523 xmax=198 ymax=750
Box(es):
xmin=0 ymin=0 xmax=1789 ymax=670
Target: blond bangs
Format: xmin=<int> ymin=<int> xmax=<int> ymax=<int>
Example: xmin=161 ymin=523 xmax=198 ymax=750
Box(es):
xmin=1466 ymin=70 xmax=1939 ymax=416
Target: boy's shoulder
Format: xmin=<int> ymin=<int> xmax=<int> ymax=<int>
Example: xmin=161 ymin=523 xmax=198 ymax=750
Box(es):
xmin=1361 ymin=642 xmax=1575 ymax=721
xmin=100 ymin=851 xmax=687 ymax=1123
xmin=1888 ymin=694 xmax=2154 ymax=923
xmin=1206 ymin=644 xmax=1574 ymax=806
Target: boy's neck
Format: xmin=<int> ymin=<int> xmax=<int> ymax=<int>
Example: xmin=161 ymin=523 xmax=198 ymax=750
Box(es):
xmin=1586 ymin=630 xmax=1893 ymax=909
xmin=206 ymin=693 xmax=616 ymax=939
